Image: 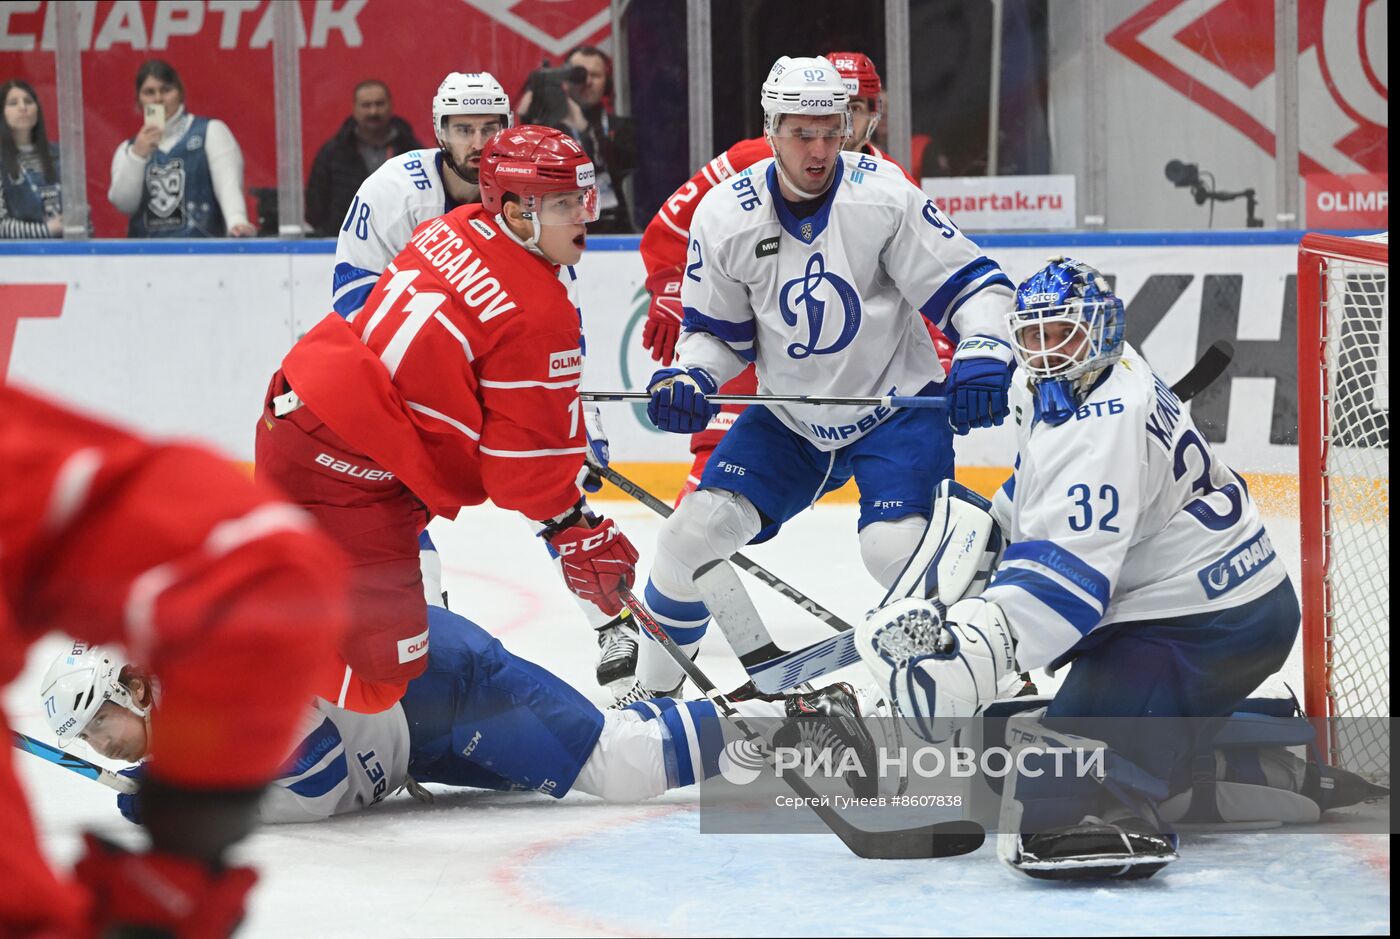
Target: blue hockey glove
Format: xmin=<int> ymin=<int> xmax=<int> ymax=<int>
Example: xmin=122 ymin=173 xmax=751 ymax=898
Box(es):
xmin=116 ymin=765 xmax=144 ymax=824
xmin=947 ymin=337 xmax=1014 ymax=434
xmin=646 ymin=367 xmax=718 ymax=435
xmin=577 ymin=403 xmax=609 ymax=493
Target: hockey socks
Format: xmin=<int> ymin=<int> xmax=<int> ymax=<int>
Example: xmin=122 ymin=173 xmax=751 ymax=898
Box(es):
xmin=634 ymin=579 xmax=710 ymax=693
xmin=622 ymin=695 xmax=786 ymax=789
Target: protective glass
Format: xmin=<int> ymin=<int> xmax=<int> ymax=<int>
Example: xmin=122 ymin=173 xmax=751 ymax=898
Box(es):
xmin=524 ymin=187 xmax=601 ymax=225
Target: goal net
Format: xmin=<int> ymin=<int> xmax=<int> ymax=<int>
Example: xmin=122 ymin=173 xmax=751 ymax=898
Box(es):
xmin=1296 ymin=232 xmax=1389 ymax=784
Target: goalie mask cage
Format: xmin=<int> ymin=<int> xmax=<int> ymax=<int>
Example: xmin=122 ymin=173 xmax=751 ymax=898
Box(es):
xmin=1296 ymin=232 xmax=1389 ymax=784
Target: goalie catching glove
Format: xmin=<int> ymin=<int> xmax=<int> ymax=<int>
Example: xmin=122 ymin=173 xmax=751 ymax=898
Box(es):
xmin=857 ymin=596 xmax=1020 ymax=744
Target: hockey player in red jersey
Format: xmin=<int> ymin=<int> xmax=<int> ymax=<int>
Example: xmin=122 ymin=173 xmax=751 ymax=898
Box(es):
xmin=257 ymin=125 xmax=639 ymax=716
xmin=637 ymin=51 xmax=953 ymax=501
xmin=1 ymin=384 xmax=346 ymax=938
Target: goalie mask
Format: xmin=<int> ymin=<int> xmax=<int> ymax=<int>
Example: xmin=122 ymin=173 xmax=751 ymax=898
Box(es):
xmin=1008 ymin=257 xmax=1125 ymax=425
xmin=38 ymin=641 xmax=148 ymax=747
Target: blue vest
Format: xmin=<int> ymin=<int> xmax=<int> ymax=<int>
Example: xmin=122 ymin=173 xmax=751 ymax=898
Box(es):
xmin=2 ymin=146 xmax=61 ymax=223
xmin=129 ymin=115 xmax=226 ymax=237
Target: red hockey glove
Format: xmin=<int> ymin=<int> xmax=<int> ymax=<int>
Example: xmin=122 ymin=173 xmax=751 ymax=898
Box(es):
xmin=547 ymin=515 xmax=639 ymax=616
xmin=74 ymin=833 xmax=258 ymax=939
xmin=642 ymin=270 xmax=684 ymax=365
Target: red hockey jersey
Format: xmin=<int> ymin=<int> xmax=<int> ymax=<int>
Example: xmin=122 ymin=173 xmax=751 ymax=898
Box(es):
xmin=0 ymin=385 xmax=347 ymax=788
xmin=283 ymin=204 xmax=588 ymax=523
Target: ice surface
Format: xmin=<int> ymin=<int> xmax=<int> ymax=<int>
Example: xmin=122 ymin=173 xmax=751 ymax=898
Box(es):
xmin=8 ymin=503 xmax=1389 ymax=937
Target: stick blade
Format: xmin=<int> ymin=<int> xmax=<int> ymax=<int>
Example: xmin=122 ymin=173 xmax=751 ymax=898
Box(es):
xmin=842 ymin=819 xmax=987 ymax=860
xmin=1170 ymin=340 xmax=1234 ymax=401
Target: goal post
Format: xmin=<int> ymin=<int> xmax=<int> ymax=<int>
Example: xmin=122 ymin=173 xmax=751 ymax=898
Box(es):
xmin=1296 ymin=231 xmax=1389 ymax=782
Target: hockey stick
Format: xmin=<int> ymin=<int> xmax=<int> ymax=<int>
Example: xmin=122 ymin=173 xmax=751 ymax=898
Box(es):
xmin=596 ymin=464 xmax=855 ymax=635
xmin=583 ymin=391 xmax=948 ymax=409
xmin=588 ymin=342 xmax=1231 ymax=413
xmin=1169 ymin=340 xmax=1233 ymax=401
xmin=618 ymin=586 xmax=986 ymax=859
xmin=12 ymin=732 xmax=137 ymax=794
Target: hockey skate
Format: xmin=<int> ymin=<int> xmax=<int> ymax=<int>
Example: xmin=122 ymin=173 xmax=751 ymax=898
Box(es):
xmin=595 ymin=611 xmax=639 ymax=694
xmin=608 ymin=674 xmax=684 ymax=709
xmin=1009 ymin=814 xmax=1178 ymax=881
xmin=771 ymin=683 xmax=880 ymax=799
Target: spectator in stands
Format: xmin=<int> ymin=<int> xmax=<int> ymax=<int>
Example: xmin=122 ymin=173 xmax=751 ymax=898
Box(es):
xmin=0 ymin=79 xmax=62 ymax=239
xmin=108 ymin=59 xmax=255 ymax=238
xmin=517 ymin=48 xmax=635 ymax=233
xmin=305 ymin=80 xmax=423 ymax=237
xmin=562 ymin=45 xmax=635 ymax=233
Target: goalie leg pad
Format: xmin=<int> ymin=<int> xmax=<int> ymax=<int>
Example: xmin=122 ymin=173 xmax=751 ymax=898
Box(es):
xmin=883 ymin=479 xmax=1004 ymax=606
xmin=996 ymin=708 xmax=1179 ymax=881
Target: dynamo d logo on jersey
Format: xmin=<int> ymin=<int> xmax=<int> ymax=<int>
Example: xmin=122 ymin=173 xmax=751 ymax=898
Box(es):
xmin=779 ymin=252 xmax=861 ymax=359
xmin=1198 ymin=528 xmax=1276 ymax=600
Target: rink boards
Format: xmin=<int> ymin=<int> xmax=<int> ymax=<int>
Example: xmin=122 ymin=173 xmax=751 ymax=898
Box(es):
xmin=0 ymin=231 xmax=1356 ymax=509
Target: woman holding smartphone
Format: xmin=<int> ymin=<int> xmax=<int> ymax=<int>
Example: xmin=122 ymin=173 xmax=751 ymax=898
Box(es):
xmin=108 ymin=59 xmax=256 ymax=237
xmin=0 ymin=78 xmax=62 ymax=239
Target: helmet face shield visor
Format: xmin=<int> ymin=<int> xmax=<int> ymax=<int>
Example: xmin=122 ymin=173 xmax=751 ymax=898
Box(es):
xmin=522 ymin=186 xmax=600 ymax=225
xmin=767 ymin=111 xmax=853 ymax=139
xmin=440 ymin=116 xmax=509 ymax=147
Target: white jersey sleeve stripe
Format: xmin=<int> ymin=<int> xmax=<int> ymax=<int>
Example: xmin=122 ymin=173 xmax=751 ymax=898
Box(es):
xmin=479 ymin=445 xmax=588 ymax=458
xmin=659 ymin=212 xmax=689 ymax=239
xmin=43 ymin=447 xmax=103 ymax=534
xmin=478 ymin=378 xmax=581 ymax=389
xmin=406 ymin=402 xmax=481 ymax=440
xmin=432 ymin=312 xmax=475 ymax=361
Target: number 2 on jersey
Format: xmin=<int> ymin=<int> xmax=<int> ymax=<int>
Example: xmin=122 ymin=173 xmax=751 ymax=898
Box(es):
xmin=685 ymin=239 xmax=704 ymax=282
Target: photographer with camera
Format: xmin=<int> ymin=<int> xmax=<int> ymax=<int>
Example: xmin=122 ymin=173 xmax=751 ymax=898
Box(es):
xmin=517 ymin=48 xmax=635 ymax=233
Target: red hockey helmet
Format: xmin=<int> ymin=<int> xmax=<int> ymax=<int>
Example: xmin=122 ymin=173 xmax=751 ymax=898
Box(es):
xmin=479 ymin=125 xmax=599 ymax=224
xmin=826 ymin=51 xmax=883 ymax=102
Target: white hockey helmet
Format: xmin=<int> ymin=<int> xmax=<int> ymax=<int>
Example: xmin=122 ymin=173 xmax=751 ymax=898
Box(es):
xmin=38 ymin=641 xmax=146 ymax=747
xmin=432 ymin=71 xmax=513 ymax=145
xmin=760 ymin=55 xmax=852 ymax=138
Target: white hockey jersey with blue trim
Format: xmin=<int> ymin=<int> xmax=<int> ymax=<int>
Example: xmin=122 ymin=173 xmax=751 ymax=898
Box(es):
xmin=985 ymin=343 xmax=1287 ymax=671
xmin=332 ymin=149 xmax=460 ymax=319
xmin=675 ymin=152 xmax=1014 ymax=451
xmin=259 ymin=698 xmax=411 ymax=823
